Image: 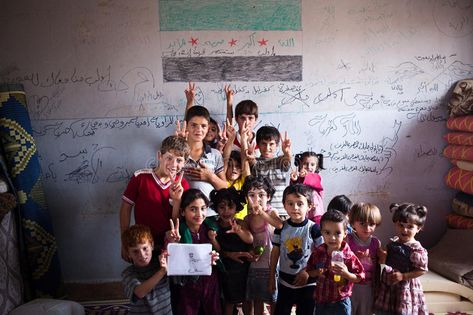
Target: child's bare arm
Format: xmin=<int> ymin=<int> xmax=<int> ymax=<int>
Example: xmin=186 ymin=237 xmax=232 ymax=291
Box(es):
xmin=222 ymin=119 xmax=236 ymax=174
xmin=224 ymin=84 xmax=234 ymax=122
xmin=264 ymin=210 xmax=284 ymax=229
xmin=120 ymin=201 xmax=133 ymax=262
xmin=268 ymin=246 xmax=280 ymax=293
xmin=133 ymin=253 xmax=167 ymax=299
xmin=184 ymin=81 xmax=196 ymax=117
xmin=227 ymin=219 xmax=253 ymax=244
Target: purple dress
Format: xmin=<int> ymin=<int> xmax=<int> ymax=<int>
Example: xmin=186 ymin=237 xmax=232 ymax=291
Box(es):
xmin=374 ymin=240 xmax=428 ymax=315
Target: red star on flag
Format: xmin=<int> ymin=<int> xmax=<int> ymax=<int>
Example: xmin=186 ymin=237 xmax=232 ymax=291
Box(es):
xmin=228 ymin=38 xmax=237 ymax=46
xmin=189 ymin=37 xmax=198 ymax=46
xmin=258 ymin=38 xmax=268 ymax=46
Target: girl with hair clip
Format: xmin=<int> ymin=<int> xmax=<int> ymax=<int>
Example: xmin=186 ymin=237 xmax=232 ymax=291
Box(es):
xmin=210 ymin=187 xmax=253 ymax=315
xmin=374 ymin=203 xmax=429 ymax=315
xmin=290 ymin=151 xmax=325 ymax=224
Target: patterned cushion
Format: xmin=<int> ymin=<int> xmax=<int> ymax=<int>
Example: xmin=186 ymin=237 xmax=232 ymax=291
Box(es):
xmin=444 ymin=145 xmax=473 ymax=162
xmin=448 ymin=79 xmax=473 ymax=117
xmin=447 ymin=116 xmax=473 ymax=132
xmin=450 ymin=159 xmax=473 ymax=171
xmin=447 ymin=213 xmax=473 ymax=230
xmin=444 ymin=132 xmax=473 ymax=145
xmin=452 ymin=192 xmax=473 ymax=218
xmin=445 ymin=167 xmax=473 ymax=195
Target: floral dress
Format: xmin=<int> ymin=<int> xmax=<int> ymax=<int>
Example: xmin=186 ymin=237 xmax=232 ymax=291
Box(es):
xmin=374 ymin=240 xmax=428 ymax=315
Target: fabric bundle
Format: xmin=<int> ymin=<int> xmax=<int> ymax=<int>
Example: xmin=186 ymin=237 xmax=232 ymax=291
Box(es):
xmin=444 ymin=79 xmax=473 ymax=230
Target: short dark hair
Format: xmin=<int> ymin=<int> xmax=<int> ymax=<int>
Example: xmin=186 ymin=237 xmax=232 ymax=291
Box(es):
xmin=229 ymin=150 xmax=241 ymax=166
xmin=327 ymin=195 xmax=353 ymax=215
xmin=241 ymin=175 xmax=275 ymax=201
xmin=282 ymin=184 xmax=314 ymax=205
xmin=256 ymin=126 xmax=280 ymax=144
xmin=390 ymin=202 xmax=428 ymax=227
xmin=209 ymin=187 xmax=245 ymax=213
xmin=320 ymin=209 xmax=348 ymax=230
xmin=235 ymin=100 xmax=258 ymax=118
xmin=185 ymin=105 xmax=210 ymax=123
xmin=160 ymin=135 xmax=190 ymax=160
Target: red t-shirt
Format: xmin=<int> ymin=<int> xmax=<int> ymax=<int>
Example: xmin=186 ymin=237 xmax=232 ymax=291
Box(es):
xmin=122 ymin=169 xmax=189 ymax=247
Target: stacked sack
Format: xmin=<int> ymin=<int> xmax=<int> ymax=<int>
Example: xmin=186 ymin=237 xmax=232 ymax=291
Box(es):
xmin=444 ymin=79 xmax=473 ymax=230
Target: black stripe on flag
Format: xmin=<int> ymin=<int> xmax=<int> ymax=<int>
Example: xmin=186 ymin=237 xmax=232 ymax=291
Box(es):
xmin=163 ymin=56 xmax=302 ymax=82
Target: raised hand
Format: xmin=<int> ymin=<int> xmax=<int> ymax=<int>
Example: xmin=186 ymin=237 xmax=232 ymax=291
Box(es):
xmin=226 ymin=219 xmax=242 ymax=234
xmin=208 ymin=229 xmax=218 ymax=242
xmin=185 ymin=81 xmax=196 ymax=105
xmin=175 ymin=120 xmax=188 ymax=140
xmin=159 ymin=250 xmax=169 ymax=269
xmin=247 ymin=197 xmax=263 ymax=215
xmin=166 ymin=218 xmax=181 ymax=243
xmin=281 ymin=131 xmax=292 ymax=156
xmin=225 ymin=118 xmax=236 ymax=141
xmin=169 ymin=172 xmax=184 ymax=201
xmin=224 ymin=84 xmax=234 ymax=103
xmin=290 ymin=167 xmax=299 ymax=182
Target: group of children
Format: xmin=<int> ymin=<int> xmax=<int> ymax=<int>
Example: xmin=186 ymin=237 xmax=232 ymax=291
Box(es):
xmin=119 ymin=84 xmax=430 ymax=315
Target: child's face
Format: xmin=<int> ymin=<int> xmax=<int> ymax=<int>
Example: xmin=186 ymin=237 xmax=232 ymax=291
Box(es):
xmin=181 ymin=198 xmax=207 ymax=229
xmin=205 ymin=122 xmax=218 ymax=142
xmin=128 ymin=240 xmax=153 ymax=268
xmin=352 ymin=220 xmax=377 ymax=242
xmin=301 ymin=156 xmax=318 ymax=173
xmin=216 ymin=200 xmax=237 ymax=223
xmin=158 ymin=149 xmax=186 ymax=178
xmin=321 ymin=221 xmax=347 ymax=252
xmin=226 ymin=158 xmax=242 ymax=182
xmin=236 ymin=114 xmax=256 ymax=132
xmin=247 ymin=187 xmax=270 ymax=210
xmin=187 ymin=116 xmax=209 ymax=143
xmin=395 ymin=220 xmax=421 ymax=243
xmin=284 ymin=193 xmax=310 ymax=223
xmin=258 ymin=139 xmax=278 ymax=159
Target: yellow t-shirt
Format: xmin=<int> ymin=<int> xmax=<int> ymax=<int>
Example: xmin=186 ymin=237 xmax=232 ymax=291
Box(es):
xmin=228 ymin=177 xmax=247 ymax=220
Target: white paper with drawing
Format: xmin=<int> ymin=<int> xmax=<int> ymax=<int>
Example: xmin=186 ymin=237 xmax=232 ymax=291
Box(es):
xmin=167 ymin=243 xmax=212 ymax=276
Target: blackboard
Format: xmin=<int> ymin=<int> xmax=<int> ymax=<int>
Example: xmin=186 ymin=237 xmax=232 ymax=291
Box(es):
xmin=1 ymin=0 xmax=472 ymax=283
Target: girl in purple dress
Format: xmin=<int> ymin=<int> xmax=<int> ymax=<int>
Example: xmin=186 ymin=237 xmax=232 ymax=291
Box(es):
xmin=375 ymin=203 xmax=429 ymax=315
xmin=347 ymin=202 xmax=382 ymax=315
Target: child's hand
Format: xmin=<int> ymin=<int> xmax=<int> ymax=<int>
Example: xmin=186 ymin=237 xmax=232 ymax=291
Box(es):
xmin=210 ymin=250 xmax=220 ymax=265
xmin=185 ymin=162 xmax=212 ymax=181
xmin=224 ymin=84 xmax=234 ymax=103
xmin=316 ymin=268 xmax=327 ymax=279
xmin=175 ymin=120 xmax=188 ymax=140
xmin=225 ymin=118 xmax=236 ymax=141
xmin=299 ymin=168 xmax=307 ymax=178
xmin=281 ymin=131 xmax=292 ymax=156
xmin=208 ymin=229 xmax=218 ymax=242
xmin=185 ymin=81 xmax=196 ymax=105
xmin=331 ymin=261 xmax=348 ymax=279
xmin=159 ymin=250 xmax=169 ymax=270
xmin=247 ymin=198 xmax=263 ymax=215
xmin=388 ymin=271 xmax=404 ymax=284
xmin=165 ymin=219 xmax=181 ymax=243
xmin=226 ymin=251 xmax=253 ymax=264
xmin=290 ymin=167 xmax=299 ymax=181
xmin=293 ymin=269 xmax=309 ymax=286
xmin=169 ymin=172 xmax=184 ymax=201
xmin=226 ymin=219 xmax=242 ymax=234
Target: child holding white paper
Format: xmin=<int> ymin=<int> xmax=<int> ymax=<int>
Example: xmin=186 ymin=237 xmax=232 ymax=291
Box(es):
xmin=165 ymin=188 xmax=222 ymax=315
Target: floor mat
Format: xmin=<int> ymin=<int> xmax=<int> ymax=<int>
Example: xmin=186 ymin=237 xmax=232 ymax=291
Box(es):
xmin=81 ymin=299 xmax=129 ymax=315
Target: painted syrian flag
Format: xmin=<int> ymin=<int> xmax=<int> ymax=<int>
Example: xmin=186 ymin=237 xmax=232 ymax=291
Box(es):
xmin=159 ymin=0 xmax=302 ymax=82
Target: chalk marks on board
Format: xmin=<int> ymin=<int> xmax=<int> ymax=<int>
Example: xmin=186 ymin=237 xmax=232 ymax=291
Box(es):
xmin=163 ymin=56 xmax=302 ymax=82
xmin=432 ymin=0 xmax=473 ymax=38
xmin=159 ymin=0 xmax=301 ymax=31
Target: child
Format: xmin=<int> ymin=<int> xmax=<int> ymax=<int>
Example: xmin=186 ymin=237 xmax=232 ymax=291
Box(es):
xmin=291 ymin=151 xmax=325 ymax=224
xmin=210 ymin=187 xmax=253 ymax=315
xmin=121 ymin=224 xmax=172 ymax=314
xmin=307 ymin=210 xmax=365 ymax=315
xmin=166 ymin=188 xmax=222 ymax=315
xmin=120 ymin=135 xmax=190 ymax=260
xmin=327 ymin=195 xmax=354 ymax=234
xmin=204 ymin=117 xmax=222 ymax=150
xmin=224 ymin=84 xmax=258 ymax=152
xmin=177 ymin=105 xmax=227 ymax=216
xmin=269 ymin=184 xmax=322 ymax=315
xmin=242 ymin=175 xmax=283 ymax=315
xmin=374 ymin=203 xmax=429 ymax=315
xmin=347 ymin=202 xmax=382 ymax=315
xmin=245 ymin=126 xmax=292 ymax=217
